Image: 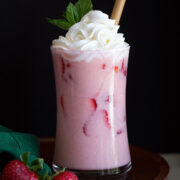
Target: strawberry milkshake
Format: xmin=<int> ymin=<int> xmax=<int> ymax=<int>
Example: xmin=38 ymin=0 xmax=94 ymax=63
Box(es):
xmin=51 ymin=10 xmax=131 ymax=175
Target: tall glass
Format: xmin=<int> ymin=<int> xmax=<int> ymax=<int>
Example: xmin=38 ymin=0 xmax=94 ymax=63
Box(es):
xmin=51 ymin=46 xmax=131 ymax=176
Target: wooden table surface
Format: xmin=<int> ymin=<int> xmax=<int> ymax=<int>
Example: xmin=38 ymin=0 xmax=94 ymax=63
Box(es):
xmin=39 ymin=138 xmax=169 ymax=180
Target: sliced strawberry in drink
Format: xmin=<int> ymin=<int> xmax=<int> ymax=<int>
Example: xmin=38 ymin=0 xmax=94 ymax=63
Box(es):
xmin=82 ymin=99 xmax=97 ymax=136
xmin=90 ymin=98 xmax=97 ymax=110
xmin=120 ymin=59 xmax=127 ymax=76
xmin=60 ymin=96 xmax=64 ymax=111
xmin=61 ymin=59 xmax=65 ymax=74
xmin=116 ymin=129 xmax=122 ymax=135
xmin=123 ymin=69 xmax=127 ymax=76
xmin=121 ymin=59 xmax=124 ymax=69
xmin=67 ymin=63 xmax=71 ymax=68
xmin=114 ymin=66 xmax=119 ymax=73
xmin=102 ymin=110 xmax=111 ymax=128
xmin=69 ymin=74 xmax=73 ymax=80
xmin=82 ymin=123 xmax=88 ymax=136
xmin=102 ymin=64 xmax=106 ymax=70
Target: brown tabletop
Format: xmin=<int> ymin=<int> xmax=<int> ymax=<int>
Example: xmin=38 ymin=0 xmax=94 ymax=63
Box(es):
xmin=39 ymin=138 xmax=169 ymax=180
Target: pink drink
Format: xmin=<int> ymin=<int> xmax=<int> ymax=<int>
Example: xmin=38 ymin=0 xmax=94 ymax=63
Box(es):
xmin=51 ymin=47 xmax=131 ymax=173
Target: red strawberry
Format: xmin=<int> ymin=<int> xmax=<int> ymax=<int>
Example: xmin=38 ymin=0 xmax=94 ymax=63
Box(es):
xmin=90 ymin=98 xmax=97 ymax=110
xmin=114 ymin=66 xmax=119 ymax=73
xmin=61 ymin=59 xmax=65 ymax=74
xmin=82 ymin=123 xmax=88 ymax=136
xmin=116 ymin=129 xmax=122 ymax=135
xmin=123 ymin=69 xmax=127 ymax=76
xmin=60 ymin=96 xmax=64 ymax=111
xmin=53 ymin=171 xmax=78 ymax=180
xmin=1 ymin=160 xmax=38 ymax=180
xmin=121 ymin=59 xmax=124 ymax=70
xmin=67 ymin=63 xmax=71 ymax=68
xmin=69 ymin=74 xmax=72 ymax=80
xmin=120 ymin=59 xmax=127 ymax=76
xmin=102 ymin=64 xmax=106 ymax=70
xmin=102 ymin=110 xmax=111 ymax=128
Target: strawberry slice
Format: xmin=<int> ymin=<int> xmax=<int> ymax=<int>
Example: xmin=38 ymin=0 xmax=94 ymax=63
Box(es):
xmin=123 ymin=69 xmax=127 ymax=76
xmin=120 ymin=59 xmax=127 ymax=76
xmin=69 ymin=74 xmax=72 ymax=80
xmin=67 ymin=63 xmax=71 ymax=68
xmin=114 ymin=66 xmax=119 ymax=73
xmin=121 ymin=59 xmax=124 ymax=69
xmin=61 ymin=59 xmax=65 ymax=74
xmin=102 ymin=64 xmax=106 ymax=70
xmin=116 ymin=129 xmax=122 ymax=135
xmin=82 ymin=99 xmax=97 ymax=137
xmin=82 ymin=123 xmax=88 ymax=136
xmin=60 ymin=96 xmax=64 ymax=111
xmin=102 ymin=110 xmax=111 ymax=128
xmin=90 ymin=98 xmax=97 ymax=110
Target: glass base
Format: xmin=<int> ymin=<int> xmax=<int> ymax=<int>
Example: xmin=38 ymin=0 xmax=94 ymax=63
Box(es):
xmin=52 ymin=161 xmax=132 ymax=178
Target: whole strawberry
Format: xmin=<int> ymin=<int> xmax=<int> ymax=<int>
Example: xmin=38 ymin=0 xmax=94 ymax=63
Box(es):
xmin=0 ymin=160 xmax=38 ymax=180
xmin=52 ymin=171 xmax=78 ymax=180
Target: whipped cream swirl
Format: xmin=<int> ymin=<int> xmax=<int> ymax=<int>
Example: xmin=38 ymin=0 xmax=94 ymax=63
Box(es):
xmin=52 ymin=10 xmax=128 ymax=50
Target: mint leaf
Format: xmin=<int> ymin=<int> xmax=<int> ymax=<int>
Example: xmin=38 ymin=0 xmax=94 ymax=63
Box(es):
xmin=47 ymin=18 xmax=71 ymax=30
xmin=20 ymin=152 xmax=30 ymax=167
xmin=66 ymin=2 xmax=80 ymax=23
xmin=47 ymin=0 xmax=93 ymax=30
xmin=62 ymin=11 xmax=66 ymax=19
xmin=30 ymin=158 xmax=44 ymax=173
xmin=75 ymin=0 xmax=93 ymax=20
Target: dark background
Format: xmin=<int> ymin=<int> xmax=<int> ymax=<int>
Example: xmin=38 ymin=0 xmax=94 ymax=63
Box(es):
xmin=0 ymin=0 xmax=177 ymax=153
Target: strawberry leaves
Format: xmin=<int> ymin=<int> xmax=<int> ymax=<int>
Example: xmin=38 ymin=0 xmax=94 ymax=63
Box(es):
xmin=20 ymin=152 xmax=30 ymax=168
xmin=47 ymin=0 xmax=93 ymax=30
xmin=20 ymin=152 xmax=44 ymax=173
xmin=3 ymin=151 xmax=77 ymax=180
xmin=30 ymin=158 xmax=44 ymax=173
xmin=20 ymin=152 xmax=51 ymax=180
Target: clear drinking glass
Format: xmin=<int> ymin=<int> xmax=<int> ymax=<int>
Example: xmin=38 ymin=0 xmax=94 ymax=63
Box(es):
xmin=51 ymin=46 xmax=131 ymax=176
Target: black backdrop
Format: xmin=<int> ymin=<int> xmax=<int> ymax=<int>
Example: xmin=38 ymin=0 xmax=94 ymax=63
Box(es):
xmin=0 ymin=0 xmax=178 ymax=153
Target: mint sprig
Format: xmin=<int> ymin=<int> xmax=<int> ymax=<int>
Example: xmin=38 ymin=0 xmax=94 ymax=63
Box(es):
xmin=75 ymin=0 xmax=93 ymax=19
xmin=47 ymin=0 xmax=93 ymax=30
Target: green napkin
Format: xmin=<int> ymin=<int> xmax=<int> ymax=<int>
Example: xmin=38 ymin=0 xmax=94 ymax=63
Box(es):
xmin=0 ymin=125 xmax=52 ymax=175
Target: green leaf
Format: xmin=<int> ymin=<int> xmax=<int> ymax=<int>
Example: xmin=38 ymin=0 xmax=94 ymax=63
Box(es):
xmin=47 ymin=0 xmax=93 ymax=30
xmin=62 ymin=11 xmax=66 ymax=18
xmin=75 ymin=0 xmax=93 ymax=20
xmin=30 ymin=158 xmax=44 ymax=173
xmin=66 ymin=2 xmax=80 ymax=23
xmin=20 ymin=152 xmax=30 ymax=167
xmin=47 ymin=18 xmax=71 ymax=30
